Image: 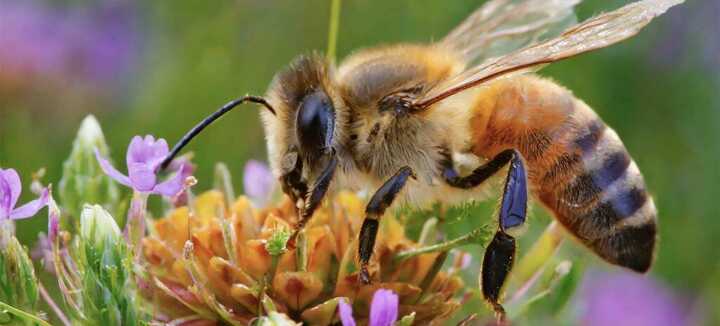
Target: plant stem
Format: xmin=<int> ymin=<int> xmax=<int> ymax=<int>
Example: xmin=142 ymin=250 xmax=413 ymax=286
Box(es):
xmin=394 ymin=226 xmax=490 ymax=262
xmin=214 ymin=162 xmax=236 ymax=206
xmin=125 ymin=192 xmax=148 ymax=258
xmin=509 ymin=221 xmax=565 ymax=295
xmin=326 ymin=0 xmax=342 ymax=63
xmin=38 ymin=283 xmax=71 ymax=326
xmin=0 ymin=300 xmax=53 ymax=326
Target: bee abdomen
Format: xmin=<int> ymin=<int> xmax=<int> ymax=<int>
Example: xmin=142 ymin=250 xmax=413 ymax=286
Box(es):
xmin=471 ymin=76 xmax=657 ymax=272
xmin=544 ymin=122 xmax=657 ymax=272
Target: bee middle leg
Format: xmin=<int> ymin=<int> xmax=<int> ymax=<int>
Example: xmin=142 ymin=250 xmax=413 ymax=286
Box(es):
xmin=358 ymin=166 xmax=416 ymax=284
xmin=443 ymin=149 xmax=528 ymax=319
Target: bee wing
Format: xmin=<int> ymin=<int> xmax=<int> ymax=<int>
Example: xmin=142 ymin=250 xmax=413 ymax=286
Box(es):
xmin=440 ymin=0 xmax=581 ymax=65
xmin=415 ymin=0 xmax=683 ymax=109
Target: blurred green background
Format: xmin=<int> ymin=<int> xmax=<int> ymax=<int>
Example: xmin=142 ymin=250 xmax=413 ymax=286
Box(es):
xmin=0 ymin=0 xmax=718 ymax=324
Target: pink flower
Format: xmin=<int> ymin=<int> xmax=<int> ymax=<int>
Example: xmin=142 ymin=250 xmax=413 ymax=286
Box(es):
xmin=338 ymin=289 xmax=399 ymax=326
xmin=95 ymin=135 xmax=192 ymax=196
xmin=0 ymin=168 xmax=48 ymax=220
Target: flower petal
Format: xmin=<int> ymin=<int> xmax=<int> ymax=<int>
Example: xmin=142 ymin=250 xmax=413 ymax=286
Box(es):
xmin=48 ymin=198 xmax=60 ymax=240
xmin=152 ymin=163 xmax=192 ymax=197
xmin=0 ymin=174 xmax=12 ymax=219
xmin=148 ymin=137 xmax=169 ymax=169
xmin=128 ymin=163 xmax=157 ymax=191
xmin=369 ymin=289 xmax=399 ymax=326
xmin=338 ymin=298 xmax=356 ymax=326
xmin=243 ymin=160 xmax=274 ymax=206
xmin=1 ymin=168 xmax=22 ymax=209
xmin=130 ymin=135 xmax=169 ymax=169
xmin=9 ymin=188 xmax=49 ymax=220
xmin=126 ymin=135 xmax=147 ymax=166
xmin=95 ymin=148 xmax=132 ymax=187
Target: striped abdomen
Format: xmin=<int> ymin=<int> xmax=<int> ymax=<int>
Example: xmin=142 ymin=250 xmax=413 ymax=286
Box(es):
xmin=470 ymin=75 xmax=656 ymax=272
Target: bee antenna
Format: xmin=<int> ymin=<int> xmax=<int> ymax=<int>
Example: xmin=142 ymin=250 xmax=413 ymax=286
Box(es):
xmin=160 ymin=95 xmax=276 ymax=170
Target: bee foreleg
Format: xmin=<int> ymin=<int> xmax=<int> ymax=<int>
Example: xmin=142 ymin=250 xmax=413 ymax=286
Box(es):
xmin=358 ymin=166 xmax=417 ymax=284
xmin=300 ymin=155 xmax=338 ymax=222
xmin=481 ymin=150 xmax=528 ymax=321
xmin=288 ymin=154 xmax=337 ymax=248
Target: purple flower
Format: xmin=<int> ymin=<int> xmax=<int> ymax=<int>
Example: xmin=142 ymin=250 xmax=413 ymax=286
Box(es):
xmin=31 ymin=233 xmax=53 ymax=273
xmin=95 ymin=135 xmax=192 ymax=197
xmin=576 ymin=270 xmax=700 ymax=326
xmin=243 ymin=160 xmax=274 ymax=206
xmin=32 ymin=196 xmax=61 ymax=274
xmin=0 ymin=168 xmax=49 ymax=220
xmin=338 ymin=289 xmax=399 ymax=326
xmin=0 ymin=0 xmax=140 ymax=85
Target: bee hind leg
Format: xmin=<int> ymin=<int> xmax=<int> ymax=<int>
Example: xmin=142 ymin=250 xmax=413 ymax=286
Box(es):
xmin=358 ymin=166 xmax=416 ymax=284
xmin=443 ymin=149 xmax=528 ymax=320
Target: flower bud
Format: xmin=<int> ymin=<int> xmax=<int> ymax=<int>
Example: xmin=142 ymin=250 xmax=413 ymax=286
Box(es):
xmin=59 ymin=115 xmax=120 ymax=218
xmin=265 ymin=228 xmax=291 ymax=256
xmin=0 ymin=235 xmax=39 ymax=313
xmin=255 ymin=312 xmax=302 ymax=326
xmin=80 ymin=204 xmax=121 ymax=250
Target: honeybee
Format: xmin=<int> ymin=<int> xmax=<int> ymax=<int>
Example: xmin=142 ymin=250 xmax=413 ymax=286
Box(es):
xmin=161 ymin=0 xmax=683 ymax=318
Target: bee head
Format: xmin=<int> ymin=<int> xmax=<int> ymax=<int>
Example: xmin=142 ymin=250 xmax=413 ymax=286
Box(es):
xmin=262 ymin=54 xmax=343 ymax=204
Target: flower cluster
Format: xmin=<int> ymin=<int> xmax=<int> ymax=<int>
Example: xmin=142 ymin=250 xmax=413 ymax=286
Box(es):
xmin=141 ymin=188 xmax=463 ymax=324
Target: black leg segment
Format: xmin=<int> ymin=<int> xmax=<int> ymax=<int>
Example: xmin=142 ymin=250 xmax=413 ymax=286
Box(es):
xmin=288 ymin=154 xmax=337 ymax=249
xmin=481 ymin=230 xmax=516 ymax=318
xmin=443 ymin=149 xmax=514 ymax=189
xmin=300 ymin=154 xmax=338 ymax=222
xmin=359 ymin=166 xmax=416 ymax=284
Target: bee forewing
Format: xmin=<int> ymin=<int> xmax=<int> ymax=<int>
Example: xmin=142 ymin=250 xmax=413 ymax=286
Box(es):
xmin=440 ymin=0 xmax=580 ymax=65
xmin=418 ymin=0 xmax=684 ymax=109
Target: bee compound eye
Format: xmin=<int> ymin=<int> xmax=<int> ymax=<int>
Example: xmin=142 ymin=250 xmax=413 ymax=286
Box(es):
xmin=296 ymin=91 xmax=335 ymax=156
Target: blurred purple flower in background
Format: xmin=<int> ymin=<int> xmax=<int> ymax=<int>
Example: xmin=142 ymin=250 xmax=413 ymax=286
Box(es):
xmin=575 ymin=270 xmax=702 ymax=326
xmin=95 ymin=135 xmax=192 ymax=197
xmin=338 ymin=289 xmax=400 ymax=326
xmin=650 ymin=1 xmax=720 ymax=73
xmin=0 ymin=168 xmax=49 ymax=220
xmin=243 ymin=160 xmax=274 ymax=206
xmin=0 ymin=0 xmax=140 ymax=88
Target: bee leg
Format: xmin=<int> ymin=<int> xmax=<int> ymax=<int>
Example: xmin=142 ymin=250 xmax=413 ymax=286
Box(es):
xmin=442 ymin=149 xmax=515 ymax=189
xmin=359 ymin=166 xmax=416 ymax=284
xmin=442 ymin=149 xmax=527 ymax=319
xmin=484 ymin=150 xmax=528 ymax=320
xmin=288 ymin=155 xmax=338 ymax=248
